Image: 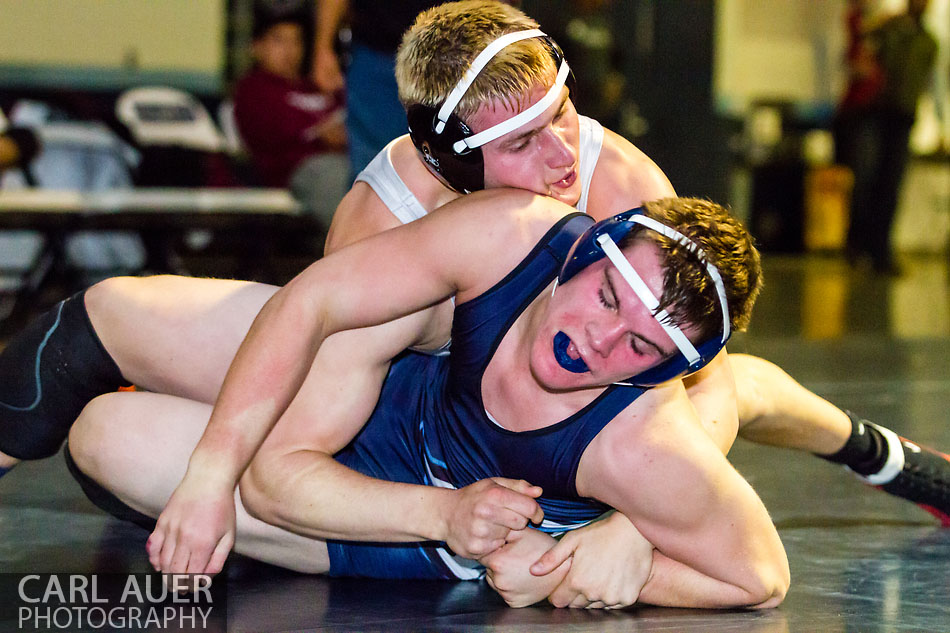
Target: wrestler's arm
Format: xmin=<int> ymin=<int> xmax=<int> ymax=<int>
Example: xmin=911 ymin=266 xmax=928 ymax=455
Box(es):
xmin=241 ymin=186 xmax=540 ymax=549
xmin=240 ymin=321 xmax=542 ymax=555
xmin=211 ymin=189 xmax=554 ymax=419
xmin=573 ymin=383 xmax=789 ymax=608
xmin=146 ymin=184 xmax=409 ymax=574
xmin=185 ymin=190 xmax=550 ymax=547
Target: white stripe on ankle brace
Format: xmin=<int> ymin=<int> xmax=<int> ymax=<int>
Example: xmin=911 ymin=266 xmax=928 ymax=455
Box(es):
xmin=859 ymin=422 xmax=906 ymax=485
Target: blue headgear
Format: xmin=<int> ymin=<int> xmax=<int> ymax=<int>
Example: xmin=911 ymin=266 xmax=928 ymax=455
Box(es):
xmin=407 ymin=29 xmax=575 ymax=194
xmin=557 ymin=208 xmax=732 ymax=387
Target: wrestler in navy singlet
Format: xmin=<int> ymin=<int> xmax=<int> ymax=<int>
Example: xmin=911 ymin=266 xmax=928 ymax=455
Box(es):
xmin=327 ymin=212 xmax=648 ymax=579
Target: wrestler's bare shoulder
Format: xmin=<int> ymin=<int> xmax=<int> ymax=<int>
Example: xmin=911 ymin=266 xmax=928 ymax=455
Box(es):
xmin=325 ymin=137 xmax=459 ymax=253
xmin=580 ymin=382 xmax=699 ymax=470
xmin=325 ymin=183 xmax=404 ymax=253
xmin=576 ymin=379 xmax=709 ymax=497
xmin=439 ymin=188 xmax=579 ymax=242
xmin=429 ymin=190 xmax=580 ymax=301
xmin=587 ymin=129 xmax=676 ymax=218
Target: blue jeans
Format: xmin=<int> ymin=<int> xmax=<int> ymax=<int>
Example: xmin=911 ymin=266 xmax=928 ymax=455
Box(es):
xmin=345 ymin=44 xmax=408 ymax=181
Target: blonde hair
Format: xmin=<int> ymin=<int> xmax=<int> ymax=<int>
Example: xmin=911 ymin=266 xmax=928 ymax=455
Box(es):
xmin=395 ymin=1 xmax=559 ymax=120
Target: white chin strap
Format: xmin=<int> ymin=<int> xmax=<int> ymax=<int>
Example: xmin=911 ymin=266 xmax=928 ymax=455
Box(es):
xmin=594 ymin=216 xmax=731 ymax=365
xmin=433 ymin=29 xmax=571 ymax=154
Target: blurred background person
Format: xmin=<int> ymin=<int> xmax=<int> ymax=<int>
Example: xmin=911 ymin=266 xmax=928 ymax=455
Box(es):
xmin=0 ymin=126 xmax=40 ymax=175
xmin=234 ymin=0 xmax=348 ymax=231
xmin=835 ymin=0 xmax=886 ymax=119
xmin=310 ymin=0 xmax=465 ymax=180
xmin=833 ymin=0 xmax=938 ymax=274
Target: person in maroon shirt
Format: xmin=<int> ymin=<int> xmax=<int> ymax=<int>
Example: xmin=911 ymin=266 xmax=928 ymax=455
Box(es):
xmin=233 ymin=11 xmax=348 ymax=231
xmin=838 ymin=0 xmax=885 ymax=113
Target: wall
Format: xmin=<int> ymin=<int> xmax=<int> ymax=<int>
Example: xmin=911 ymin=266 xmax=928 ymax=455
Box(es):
xmin=0 ymin=0 xmax=225 ymax=93
xmin=714 ymin=0 xmax=845 ymax=117
xmin=715 ymin=0 xmax=950 ymax=150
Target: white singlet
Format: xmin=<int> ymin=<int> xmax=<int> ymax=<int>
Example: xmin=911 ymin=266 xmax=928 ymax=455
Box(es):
xmin=354 ymin=115 xmax=605 ymax=225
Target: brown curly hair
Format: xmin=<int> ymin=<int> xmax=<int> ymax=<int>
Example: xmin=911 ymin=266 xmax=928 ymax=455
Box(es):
xmin=617 ymin=198 xmax=763 ymax=342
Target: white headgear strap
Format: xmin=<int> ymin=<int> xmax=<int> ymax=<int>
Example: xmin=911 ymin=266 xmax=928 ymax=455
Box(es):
xmin=594 ymin=217 xmax=731 ymax=364
xmin=432 ymin=29 xmax=571 ymax=153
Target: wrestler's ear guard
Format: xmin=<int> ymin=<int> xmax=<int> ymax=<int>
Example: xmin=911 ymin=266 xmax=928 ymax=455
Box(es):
xmin=407 ymin=104 xmax=486 ymax=193
xmin=406 ymin=30 xmax=575 ymax=194
xmin=559 ymin=208 xmax=731 ymax=387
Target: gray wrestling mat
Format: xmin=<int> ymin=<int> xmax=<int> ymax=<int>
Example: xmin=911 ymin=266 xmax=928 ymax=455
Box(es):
xmin=2 ymin=254 xmax=949 ymax=632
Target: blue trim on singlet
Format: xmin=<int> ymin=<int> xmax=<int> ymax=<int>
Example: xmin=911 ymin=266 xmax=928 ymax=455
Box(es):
xmin=0 ymin=299 xmax=65 ymax=412
xmin=326 ymin=352 xmax=481 ymax=580
xmin=326 ymin=213 xmax=648 ymax=579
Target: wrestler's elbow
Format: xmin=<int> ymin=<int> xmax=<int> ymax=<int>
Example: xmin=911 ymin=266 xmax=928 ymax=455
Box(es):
xmin=239 ymin=458 xmax=281 ymax=523
xmin=757 ymin=568 xmax=790 ymax=609
xmin=745 ymin=554 xmax=790 ymax=609
xmin=748 ymin=581 xmax=788 ymax=609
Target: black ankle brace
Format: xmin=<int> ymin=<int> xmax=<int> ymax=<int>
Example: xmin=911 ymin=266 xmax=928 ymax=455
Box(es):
xmin=818 ymin=411 xmax=889 ymax=476
xmin=0 ymin=291 xmax=130 ymax=459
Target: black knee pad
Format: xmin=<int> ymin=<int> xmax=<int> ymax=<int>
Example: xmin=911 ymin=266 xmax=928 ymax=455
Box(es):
xmin=0 ymin=291 xmax=130 ymax=459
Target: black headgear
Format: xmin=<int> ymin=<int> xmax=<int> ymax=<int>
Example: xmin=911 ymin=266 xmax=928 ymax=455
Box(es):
xmin=407 ymin=29 xmax=575 ymax=194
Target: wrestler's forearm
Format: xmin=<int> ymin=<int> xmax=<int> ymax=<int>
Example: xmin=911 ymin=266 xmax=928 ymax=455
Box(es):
xmin=199 ymin=253 xmax=388 ymax=484
xmin=612 ymin=492 xmax=789 ymax=609
xmin=582 ymin=391 xmax=790 ymax=610
xmin=176 ymin=401 xmax=282 ymax=495
xmin=244 ymin=448 xmax=453 ymax=543
xmin=190 ymin=287 xmax=327 ymax=491
xmin=604 ymin=498 xmax=788 ymax=609
xmin=638 ymin=550 xmax=786 ymax=609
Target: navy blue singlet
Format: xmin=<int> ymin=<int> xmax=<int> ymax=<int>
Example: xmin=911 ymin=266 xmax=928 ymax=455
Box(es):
xmin=327 ymin=213 xmax=648 ymax=579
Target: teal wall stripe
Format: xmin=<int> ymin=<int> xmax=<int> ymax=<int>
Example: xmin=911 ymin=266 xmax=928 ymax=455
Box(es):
xmin=0 ymin=65 xmax=222 ymax=95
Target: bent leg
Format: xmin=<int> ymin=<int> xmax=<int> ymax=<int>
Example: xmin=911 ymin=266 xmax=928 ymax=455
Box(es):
xmin=0 ymin=276 xmax=277 ymax=468
xmin=732 ymin=353 xmax=950 ymax=524
xmin=68 ymin=391 xmax=330 ymax=573
xmin=87 ymin=275 xmax=278 ymax=403
xmin=731 ymin=353 xmax=851 ymax=454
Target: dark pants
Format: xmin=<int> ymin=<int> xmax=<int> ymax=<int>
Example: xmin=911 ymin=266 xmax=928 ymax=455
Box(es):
xmin=345 ymin=44 xmax=407 ymax=181
xmin=834 ymin=107 xmax=915 ymax=270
